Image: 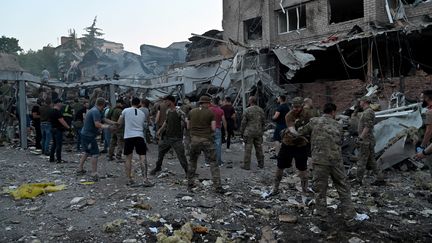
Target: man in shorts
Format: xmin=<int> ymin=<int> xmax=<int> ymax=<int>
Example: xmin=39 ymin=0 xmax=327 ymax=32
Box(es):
xmin=118 ymin=97 xmax=152 ymax=186
xmin=78 ymin=97 xmax=116 ymax=181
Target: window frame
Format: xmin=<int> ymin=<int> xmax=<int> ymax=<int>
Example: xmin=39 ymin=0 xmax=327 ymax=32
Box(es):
xmin=277 ymin=5 xmax=306 ymax=34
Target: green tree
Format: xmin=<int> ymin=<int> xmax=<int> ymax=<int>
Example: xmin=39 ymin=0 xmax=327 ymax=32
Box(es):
xmin=18 ymin=46 xmax=59 ymax=78
xmin=81 ymin=16 xmax=104 ymax=53
xmin=0 ymin=36 xmax=23 ymax=54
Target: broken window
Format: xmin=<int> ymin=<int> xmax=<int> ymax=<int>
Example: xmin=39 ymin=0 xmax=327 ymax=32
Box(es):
xmin=401 ymin=0 xmax=428 ymax=4
xmin=277 ymin=5 xmax=306 ymax=33
xmin=244 ymin=17 xmax=262 ymax=41
xmin=329 ymin=0 xmax=364 ymax=24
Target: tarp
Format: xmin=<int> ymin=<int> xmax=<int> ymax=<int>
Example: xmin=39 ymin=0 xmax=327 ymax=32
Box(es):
xmin=374 ymin=110 xmax=422 ymax=153
xmin=377 ymin=136 xmax=416 ymax=170
xmin=273 ymin=48 xmax=315 ymax=79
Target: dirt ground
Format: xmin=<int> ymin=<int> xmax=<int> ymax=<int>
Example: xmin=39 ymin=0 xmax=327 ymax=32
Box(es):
xmin=1 ymin=138 xmax=432 ymax=242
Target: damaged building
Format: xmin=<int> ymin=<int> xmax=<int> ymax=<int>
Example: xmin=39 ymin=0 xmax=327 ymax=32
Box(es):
xmin=222 ymin=0 xmax=432 ymax=110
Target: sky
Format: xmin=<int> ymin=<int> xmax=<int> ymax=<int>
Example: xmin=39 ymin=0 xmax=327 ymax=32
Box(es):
xmin=1 ymin=0 xmax=222 ymax=54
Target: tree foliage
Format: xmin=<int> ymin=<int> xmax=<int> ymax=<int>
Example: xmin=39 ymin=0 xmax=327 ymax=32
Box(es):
xmin=18 ymin=46 xmax=58 ymax=78
xmin=0 ymin=36 xmax=23 ymax=54
xmin=81 ymin=16 xmax=104 ymax=53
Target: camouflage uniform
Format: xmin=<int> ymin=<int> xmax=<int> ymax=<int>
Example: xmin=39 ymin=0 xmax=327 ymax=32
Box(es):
xmin=108 ymin=106 xmax=124 ymax=160
xmin=187 ymin=100 xmax=223 ymax=192
xmin=299 ymin=114 xmax=356 ymax=219
xmin=240 ymin=105 xmax=265 ymax=169
xmin=357 ymin=106 xmax=382 ymax=181
xmin=421 ymin=107 xmax=432 ymax=177
xmin=181 ymin=103 xmax=192 ymax=156
xmin=151 ymin=108 xmax=188 ymax=175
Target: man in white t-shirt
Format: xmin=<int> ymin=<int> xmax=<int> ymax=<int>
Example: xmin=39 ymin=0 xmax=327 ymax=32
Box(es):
xmin=118 ymin=97 xmax=152 ymax=186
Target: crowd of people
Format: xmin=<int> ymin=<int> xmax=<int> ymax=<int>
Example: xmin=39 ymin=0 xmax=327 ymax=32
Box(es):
xmin=26 ymin=90 xmax=432 ymax=224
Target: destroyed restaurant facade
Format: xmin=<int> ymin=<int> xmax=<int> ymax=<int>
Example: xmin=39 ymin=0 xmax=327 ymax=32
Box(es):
xmin=222 ymin=0 xmax=432 ymax=110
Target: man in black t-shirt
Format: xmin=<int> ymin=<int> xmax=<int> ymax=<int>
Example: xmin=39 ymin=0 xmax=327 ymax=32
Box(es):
xmin=271 ymin=95 xmax=290 ymax=158
xmin=49 ymin=99 xmax=71 ymax=163
xmin=31 ymin=100 xmax=42 ymax=150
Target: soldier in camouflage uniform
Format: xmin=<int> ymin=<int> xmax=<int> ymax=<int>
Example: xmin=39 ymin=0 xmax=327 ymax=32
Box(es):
xmin=187 ymin=95 xmax=225 ymax=194
xmin=108 ymin=99 xmax=125 ymax=161
xmin=418 ymin=90 xmax=432 ymax=177
xmin=271 ymin=97 xmax=317 ymax=195
xmin=150 ymin=95 xmax=188 ymax=176
xmin=355 ymin=96 xmax=384 ymax=185
xmin=181 ymin=98 xmax=193 ymax=156
xmin=240 ymin=96 xmax=265 ymax=170
xmin=299 ymin=103 xmax=356 ymax=220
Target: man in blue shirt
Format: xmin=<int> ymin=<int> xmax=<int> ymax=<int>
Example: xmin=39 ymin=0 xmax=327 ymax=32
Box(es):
xmin=77 ymin=97 xmax=117 ymax=181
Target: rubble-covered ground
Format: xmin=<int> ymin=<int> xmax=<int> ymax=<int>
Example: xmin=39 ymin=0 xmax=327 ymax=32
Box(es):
xmin=1 ymin=139 xmax=432 ymax=242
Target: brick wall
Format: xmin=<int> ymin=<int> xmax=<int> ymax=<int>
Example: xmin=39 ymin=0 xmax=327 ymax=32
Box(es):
xmin=299 ymin=79 xmax=366 ymax=112
xmin=297 ymin=75 xmax=431 ymax=112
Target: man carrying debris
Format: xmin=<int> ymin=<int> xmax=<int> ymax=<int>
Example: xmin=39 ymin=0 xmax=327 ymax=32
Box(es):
xmin=107 ymin=99 xmax=125 ymax=161
xmin=78 ymin=98 xmax=116 ymax=181
xmin=118 ymin=97 xmax=152 ymax=186
xmin=149 ymin=95 xmax=188 ymax=176
xmin=298 ymin=103 xmax=356 ymax=221
xmin=354 ymin=96 xmax=385 ymax=186
xmin=271 ymin=97 xmax=315 ymax=195
xmin=417 ymin=90 xmax=432 ymax=176
xmin=187 ymin=95 xmax=224 ymax=194
xmin=240 ymin=96 xmax=265 ymax=170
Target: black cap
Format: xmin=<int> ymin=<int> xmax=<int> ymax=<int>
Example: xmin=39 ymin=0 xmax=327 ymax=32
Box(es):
xmin=163 ymin=95 xmax=176 ymax=103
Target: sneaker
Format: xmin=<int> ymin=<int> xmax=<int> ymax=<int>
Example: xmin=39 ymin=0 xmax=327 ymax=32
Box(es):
xmin=90 ymin=174 xmax=99 ymax=182
xmin=142 ymin=180 xmax=155 ymax=187
xmin=268 ymin=189 xmax=279 ymax=197
xmin=149 ymin=167 xmax=161 ymax=175
xmin=126 ymin=178 xmax=135 ymax=186
xmin=240 ymin=165 xmax=250 ymax=170
xmin=214 ymin=187 xmax=226 ymax=194
xmin=370 ymin=180 xmax=386 ymax=186
xmin=76 ymin=169 xmax=87 ymax=176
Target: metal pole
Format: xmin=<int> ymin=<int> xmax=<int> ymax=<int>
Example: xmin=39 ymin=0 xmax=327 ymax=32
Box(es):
xmin=241 ymin=54 xmax=247 ymax=111
xmin=18 ymin=79 xmax=27 ymax=149
xmin=109 ymin=84 xmax=116 ymax=106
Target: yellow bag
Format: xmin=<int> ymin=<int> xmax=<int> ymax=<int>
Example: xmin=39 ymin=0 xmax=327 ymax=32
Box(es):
xmin=10 ymin=182 xmax=66 ymax=200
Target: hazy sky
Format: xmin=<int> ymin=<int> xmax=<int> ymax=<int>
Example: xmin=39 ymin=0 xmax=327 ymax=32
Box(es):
xmin=1 ymin=0 xmax=222 ymax=54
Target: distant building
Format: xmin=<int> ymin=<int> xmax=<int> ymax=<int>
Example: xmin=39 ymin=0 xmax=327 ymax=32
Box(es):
xmin=58 ymin=36 xmax=124 ymax=54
